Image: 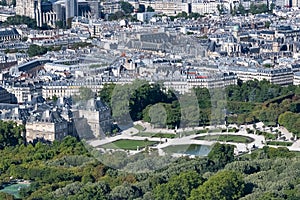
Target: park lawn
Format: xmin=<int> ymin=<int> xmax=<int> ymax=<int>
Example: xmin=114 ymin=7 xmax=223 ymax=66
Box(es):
xmin=196 ymin=134 xmax=254 ymax=143
xmin=100 ymin=139 xmax=158 ymax=150
xmin=134 ymin=124 xmax=145 ymax=131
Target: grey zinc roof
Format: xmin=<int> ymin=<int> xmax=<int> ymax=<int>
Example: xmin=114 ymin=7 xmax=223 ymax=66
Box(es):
xmin=0 ymin=28 xmax=19 ymax=37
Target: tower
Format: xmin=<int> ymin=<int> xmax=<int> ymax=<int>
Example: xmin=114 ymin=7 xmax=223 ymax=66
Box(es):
xmin=35 ymin=0 xmax=43 ymax=27
xmin=65 ymin=0 xmax=78 ymax=19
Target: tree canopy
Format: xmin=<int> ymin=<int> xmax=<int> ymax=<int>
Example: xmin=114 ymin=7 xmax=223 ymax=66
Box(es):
xmin=0 ymin=121 xmax=24 ymax=150
xmin=120 ymin=1 xmax=134 ymax=14
xmin=189 ymin=170 xmax=245 ymax=200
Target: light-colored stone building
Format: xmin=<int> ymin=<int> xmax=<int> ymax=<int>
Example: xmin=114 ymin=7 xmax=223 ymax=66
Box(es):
xmin=26 ymin=108 xmax=70 ymax=142
xmin=16 ymin=0 xmax=36 ymax=19
xmin=73 ymin=98 xmax=112 ymax=139
xmin=4 ymin=83 xmax=42 ymax=103
xmin=294 ymin=72 xmax=300 ymax=85
xmin=230 ymin=67 xmax=294 ymax=86
xmin=164 ymin=72 xmax=237 ymax=94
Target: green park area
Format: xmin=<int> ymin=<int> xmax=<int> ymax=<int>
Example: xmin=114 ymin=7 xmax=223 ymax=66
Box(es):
xmin=100 ymin=139 xmax=158 ymax=150
xmin=196 ymin=135 xmax=254 ymax=143
xmin=133 ymin=124 xmax=145 ymax=131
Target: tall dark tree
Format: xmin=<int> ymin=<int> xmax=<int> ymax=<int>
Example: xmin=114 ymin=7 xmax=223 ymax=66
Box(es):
xmin=146 ymin=6 xmax=155 ymax=12
xmin=208 ymin=143 xmax=235 ymax=167
xmin=120 ymin=1 xmax=134 ymax=14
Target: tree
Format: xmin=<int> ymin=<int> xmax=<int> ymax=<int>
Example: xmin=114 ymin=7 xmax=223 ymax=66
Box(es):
xmin=27 ymin=44 xmax=48 ymax=57
xmin=52 ymin=95 xmax=58 ymax=102
xmin=180 ymin=93 xmax=200 ymax=127
xmin=265 ymin=21 xmax=271 ymax=28
xmin=278 ymin=112 xmax=300 ymax=136
xmin=4 ymin=15 xmax=37 ymax=29
xmin=109 ymin=182 xmax=141 ymax=200
xmin=177 ymin=11 xmax=188 ymax=18
xmin=55 ymin=20 xmax=66 ymax=29
xmin=188 ymin=12 xmax=201 ymax=19
xmin=217 ymin=4 xmax=226 ymax=15
xmin=237 ymin=4 xmax=246 ymax=15
xmin=146 ymin=6 xmax=155 ymax=12
xmin=98 ymin=83 xmax=116 ymax=106
xmin=82 ymin=174 xmax=95 ymax=183
xmin=208 ymin=143 xmax=235 ymax=167
xmin=0 ymin=121 xmax=24 ymax=150
xmin=189 ymin=170 xmax=245 ymax=200
xmin=0 ymin=0 xmax=7 ymax=6
xmin=138 ymin=4 xmax=145 ymax=13
xmin=120 ymin=1 xmax=134 ymax=14
xmin=128 ymin=81 xmax=175 ymax=121
xmin=21 ymin=36 xmax=28 ymax=42
xmin=145 ymin=103 xmax=167 ymax=128
xmin=249 ymin=3 xmax=269 ymax=15
xmin=154 ymin=171 xmax=204 ymax=200
xmin=75 ymin=87 xmax=94 ymax=102
xmin=0 ymin=192 xmax=15 ymax=200
xmin=289 ymin=102 xmax=300 ymax=113
xmin=115 ymin=11 xmax=125 ymax=19
xmin=270 ymin=3 xmax=275 ymax=12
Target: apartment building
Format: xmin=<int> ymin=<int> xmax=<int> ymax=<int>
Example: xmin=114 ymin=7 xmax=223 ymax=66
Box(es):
xmin=42 ymin=80 xmax=103 ymax=99
xmin=230 ymin=67 xmax=294 ymax=86
xmin=164 ymin=72 xmax=237 ymax=94
xmin=3 ymin=83 xmax=42 ymax=103
xmin=294 ymin=72 xmax=300 ymax=85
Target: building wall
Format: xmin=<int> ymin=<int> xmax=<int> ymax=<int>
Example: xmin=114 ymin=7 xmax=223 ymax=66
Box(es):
xmin=233 ymin=69 xmax=294 ymax=86
xmin=77 ymin=109 xmax=112 ymax=138
xmin=16 ymin=0 xmax=36 ymax=19
xmin=0 ymin=87 xmax=15 ymax=103
xmin=26 ymin=121 xmax=69 ymax=142
xmin=101 ymin=1 xmax=121 ymax=14
xmin=294 ymin=74 xmax=300 ymax=85
xmin=146 ymin=1 xmax=183 ymax=15
xmin=66 ymin=0 xmax=78 ymax=19
xmin=192 ymin=2 xmax=220 ymax=15
xmin=137 ymin=12 xmax=156 ymax=22
xmin=42 ymin=84 xmax=103 ymax=99
xmin=4 ymin=85 xmax=42 ymax=103
xmin=163 ymin=74 xmax=237 ymax=94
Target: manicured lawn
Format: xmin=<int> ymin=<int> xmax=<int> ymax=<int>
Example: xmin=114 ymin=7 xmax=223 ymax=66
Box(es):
xmin=134 ymin=124 xmax=145 ymax=131
xmin=267 ymin=141 xmax=293 ymax=146
xmin=196 ymin=134 xmax=254 ymax=143
xmin=100 ymin=139 xmax=158 ymax=150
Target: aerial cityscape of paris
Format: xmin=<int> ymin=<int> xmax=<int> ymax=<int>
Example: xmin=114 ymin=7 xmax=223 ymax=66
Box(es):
xmin=0 ymin=0 xmax=300 ymax=199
